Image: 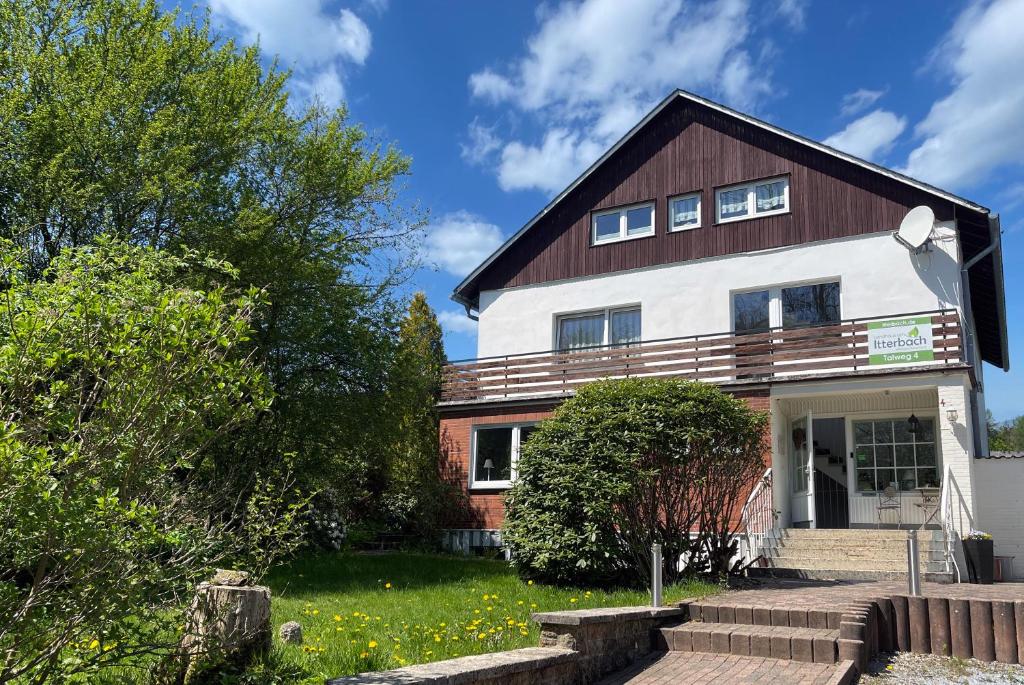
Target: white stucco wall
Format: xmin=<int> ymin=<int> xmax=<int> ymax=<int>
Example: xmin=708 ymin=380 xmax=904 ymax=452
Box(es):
xmin=476 ymin=225 xmax=962 ymax=357
xmin=975 ymin=458 xmax=1024 ymax=579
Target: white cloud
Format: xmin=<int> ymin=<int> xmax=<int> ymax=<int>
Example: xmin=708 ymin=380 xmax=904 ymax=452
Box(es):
xmin=424 ymin=211 xmax=505 ymax=276
xmin=902 ymin=0 xmax=1024 ymax=189
xmin=209 ymin=0 xmax=372 ymax=107
xmin=437 ymin=310 xmax=478 ymax=335
xmin=467 ymin=0 xmax=793 ymax=194
xmin=839 ymin=88 xmax=886 ymax=117
xmin=775 ymin=0 xmax=808 ymax=30
xmin=824 ymin=109 xmax=907 ymax=161
xmin=461 ymin=119 xmax=502 ymax=165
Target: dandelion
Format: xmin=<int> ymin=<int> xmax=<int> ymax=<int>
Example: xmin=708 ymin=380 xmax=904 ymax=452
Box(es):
xmin=333 ymin=614 xmax=342 ymax=622
xmin=517 ymin=600 xmax=524 ymax=606
xmin=482 ymin=594 xmax=489 ymax=601
xmin=368 ymin=641 xmax=378 ymax=649
xmin=569 ymin=598 xmax=578 ymax=603
xmin=434 ymin=634 xmax=441 ymax=642
xmin=88 ymin=639 xmax=100 ymax=650
xmin=527 ymin=580 xmax=534 ymax=585
xmin=477 ymin=632 xmax=487 ymax=640
xmin=312 ymin=609 xmax=320 ymax=616
xmin=359 ymin=651 xmax=369 ymax=658
xmin=385 ymin=582 xmax=392 ymax=589
xmin=530 ymin=603 xmax=538 ymax=609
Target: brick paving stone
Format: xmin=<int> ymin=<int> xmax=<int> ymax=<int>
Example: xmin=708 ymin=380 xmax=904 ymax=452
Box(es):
xmin=595 ymin=653 xmax=852 ymax=684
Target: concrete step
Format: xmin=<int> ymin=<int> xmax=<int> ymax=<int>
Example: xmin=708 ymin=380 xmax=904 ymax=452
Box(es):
xmin=657 ymin=622 xmax=840 ymax=663
xmin=766 ymin=549 xmax=946 ymax=563
xmin=747 ymin=566 xmax=955 ymax=583
xmin=777 ymin=529 xmax=944 ymax=542
xmin=762 ymin=556 xmax=948 ymax=572
xmin=768 ymin=538 xmax=945 ymax=551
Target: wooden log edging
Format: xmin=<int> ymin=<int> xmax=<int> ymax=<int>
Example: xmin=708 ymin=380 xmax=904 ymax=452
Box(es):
xmin=847 ymin=593 xmax=1023 ymax=673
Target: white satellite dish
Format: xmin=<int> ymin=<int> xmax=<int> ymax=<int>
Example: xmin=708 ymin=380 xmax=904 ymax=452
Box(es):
xmin=895 ymin=205 xmax=935 ymax=252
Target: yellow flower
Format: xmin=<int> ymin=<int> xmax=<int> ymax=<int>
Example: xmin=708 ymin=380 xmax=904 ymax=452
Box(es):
xmin=333 ymin=614 xmax=342 ymax=622
xmin=482 ymin=593 xmax=489 ymax=601
xmin=530 ymin=603 xmax=537 ymax=609
xmin=473 ymin=609 xmax=481 ymax=614
xmin=88 ymin=639 xmax=100 ymax=650
xmin=527 ymin=580 xmax=534 ymax=585
xmin=312 ymin=609 xmax=319 ymax=615
xmin=385 ymin=582 xmax=392 ymax=589
xmin=368 ymin=641 xmax=378 ymax=649
xmin=359 ymin=651 xmax=369 ymax=658
xmin=452 ymin=635 xmax=460 ymax=641
xmin=517 ymin=600 xmax=524 ymax=606
xmin=440 ymin=622 xmax=446 ymax=627
xmin=477 ymin=632 xmax=486 ymax=640
xmin=569 ymin=598 xmax=578 ymax=603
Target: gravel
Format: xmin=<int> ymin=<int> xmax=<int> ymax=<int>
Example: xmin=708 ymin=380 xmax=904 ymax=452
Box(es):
xmin=860 ymin=652 xmax=1024 ymax=684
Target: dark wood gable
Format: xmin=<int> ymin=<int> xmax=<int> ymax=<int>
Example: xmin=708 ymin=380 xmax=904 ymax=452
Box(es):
xmin=471 ymin=97 xmax=983 ymax=294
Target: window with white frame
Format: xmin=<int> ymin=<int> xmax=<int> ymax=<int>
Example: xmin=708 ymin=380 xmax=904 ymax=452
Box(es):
xmin=716 ymin=176 xmax=789 ymax=223
xmin=470 ymin=424 xmax=538 ymax=489
xmin=853 ymin=418 xmax=939 ymax=493
xmin=669 ymin=192 xmax=701 ymax=231
xmin=556 ymin=307 xmax=641 ymax=351
xmin=592 ymin=202 xmax=654 ymax=244
xmin=731 ymin=281 xmax=840 ymax=333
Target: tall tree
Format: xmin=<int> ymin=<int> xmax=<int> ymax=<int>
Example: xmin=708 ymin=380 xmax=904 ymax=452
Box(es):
xmin=0 ymin=0 xmax=425 ymax=519
xmin=381 ymin=293 xmax=448 ymax=537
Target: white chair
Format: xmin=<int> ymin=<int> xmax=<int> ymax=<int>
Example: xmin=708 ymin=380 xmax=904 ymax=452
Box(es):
xmin=877 ymin=484 xmax=902 ymax=528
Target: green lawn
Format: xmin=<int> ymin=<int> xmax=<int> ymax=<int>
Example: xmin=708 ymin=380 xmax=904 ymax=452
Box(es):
xmin=261 ymin=552 xmax=720 ymax=682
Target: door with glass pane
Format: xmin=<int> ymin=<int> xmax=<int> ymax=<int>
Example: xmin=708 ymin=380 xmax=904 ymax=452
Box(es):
xmin=789 ymin=413 xmax=816 ymax=527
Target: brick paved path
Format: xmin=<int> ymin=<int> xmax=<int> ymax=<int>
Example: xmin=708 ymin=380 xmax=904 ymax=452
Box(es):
xmin=596 ymin=652 xmax=855 ymax=684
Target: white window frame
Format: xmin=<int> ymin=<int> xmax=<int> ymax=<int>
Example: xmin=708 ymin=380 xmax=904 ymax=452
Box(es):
xmin=469 ymin=423 xmax=537 ymax=490
xmin=715 ymin=175 xmax=790 ymax=224
xmin=668 ymin=192 xmax=702 ymax=232
xmin=591 ymin=202 xmax=655 ymax=245
xmin=730 ymin=278 xmax=841 ymax=331
xmin=849 ymin=414 xmax=941 ymax=494
xmin=554 ymin=305 xmax=642 ymax=350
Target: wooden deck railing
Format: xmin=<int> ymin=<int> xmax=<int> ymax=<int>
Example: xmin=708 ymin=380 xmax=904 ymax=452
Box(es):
xmin=440 ymin=309 xmax=963 ymax=403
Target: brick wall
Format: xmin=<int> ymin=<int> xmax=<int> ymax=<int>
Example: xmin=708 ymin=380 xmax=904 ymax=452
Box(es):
xmin=438 ymin=387 xmax=771 ymax=531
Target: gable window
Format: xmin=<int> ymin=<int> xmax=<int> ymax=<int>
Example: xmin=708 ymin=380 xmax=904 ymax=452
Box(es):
xmin=669 ymin=192 xmax=701 ymax=231
xmin=470 ymin=424 xmax=537 ymax=489
xmin=854 ymin=418 xmax=939 ymax=492
xmin=557 ymin=307 xmax=641 ymax=351
xmin=731 ymin=280 xmax=840 ymax=332
xmin=716 ymin=176 xmax=790 ymax=223
xmin=592 ymin=202 xmax=654 ymax=245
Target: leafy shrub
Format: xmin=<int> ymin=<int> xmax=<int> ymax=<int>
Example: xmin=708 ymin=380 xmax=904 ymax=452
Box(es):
xmin=502 ymin=379 xmax=768 ymax=587
xmin=0 ymin=240 xmax=303 ymax=683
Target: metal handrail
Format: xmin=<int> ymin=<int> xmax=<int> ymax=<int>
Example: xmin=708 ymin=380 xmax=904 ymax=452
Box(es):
xmin=740 ymin=468 xmax=777 ymax=563
xmin=939 ymin=463 xmax=962 ymax=583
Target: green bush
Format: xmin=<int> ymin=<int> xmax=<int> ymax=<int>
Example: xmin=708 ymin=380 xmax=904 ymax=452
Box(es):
xmin=502 ymin=379 xmax=768 ymax=587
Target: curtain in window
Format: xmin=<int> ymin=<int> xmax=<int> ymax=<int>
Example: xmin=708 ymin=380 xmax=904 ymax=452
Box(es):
xmin=755 ymin=181 xmax=786 ymax=212
xmin=719 ymin=188 xmax=748 ymax=217
xmin=610 ymin=309 xmax=641 ymax=346
xmin=558 ymin=313 xmax=604 ymax=351
xmin=672 ymin=197 xmax=698 ymax=226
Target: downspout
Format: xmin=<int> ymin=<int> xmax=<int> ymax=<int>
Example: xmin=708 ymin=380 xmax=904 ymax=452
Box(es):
xmin=959 ymin=214 xmax=1003 ymax=457
xmin=462 ymin=303 xmax=479 ymax=322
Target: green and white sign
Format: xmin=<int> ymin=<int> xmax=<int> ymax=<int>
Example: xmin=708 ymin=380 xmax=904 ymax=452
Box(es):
xmin=867 ymin=316 xmax=934 ymax=365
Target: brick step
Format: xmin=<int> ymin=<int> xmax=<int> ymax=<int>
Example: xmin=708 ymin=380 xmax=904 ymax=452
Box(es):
xmin=683 ymin=602 xmax=844 ymax=629
xmin=657 ymin=622 xmax=840 ymax=663
xmin=761 ymin=556 xmax=947 ymax=572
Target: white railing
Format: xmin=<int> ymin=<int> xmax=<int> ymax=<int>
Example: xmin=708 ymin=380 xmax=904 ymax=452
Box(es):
xmin=939 ymin=463 xmax=963 ymax=583
xmin=740 ymin=468 xmax=777 ymax=563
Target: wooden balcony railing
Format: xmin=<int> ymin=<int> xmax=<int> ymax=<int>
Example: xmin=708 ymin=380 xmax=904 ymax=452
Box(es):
xmin=441 ymin=309 xmax=964 ymax=403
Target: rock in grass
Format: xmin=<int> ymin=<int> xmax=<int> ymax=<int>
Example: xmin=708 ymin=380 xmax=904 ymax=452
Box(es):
xmin=279 ymin=621 xmax=303 ymax=644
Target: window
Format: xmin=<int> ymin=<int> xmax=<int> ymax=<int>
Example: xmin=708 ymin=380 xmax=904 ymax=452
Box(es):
xmin=556 ymin=307 xmax=641 ymax=351
xmin=669 ymin=193 xmax=701 ymax=231
xmin=592 ymin=202 xmax=654 ymax=244
xmin=470 ymin=424 xmax=537 ymax=489
xmin=853 ymin=418 xmax=939 ymax=493
xmin=731 ymin=280 xmax=840 ymax=332
xmin=716 ymin=176 xmax=789 ymax=223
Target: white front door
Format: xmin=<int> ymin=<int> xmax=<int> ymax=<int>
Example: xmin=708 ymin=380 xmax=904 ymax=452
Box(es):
xmin=789 ymin=412 xmax=817 ymax=527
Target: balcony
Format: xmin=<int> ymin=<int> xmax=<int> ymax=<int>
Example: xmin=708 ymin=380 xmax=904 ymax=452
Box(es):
xmin=441 ymin=309 xmax=964 ymax=404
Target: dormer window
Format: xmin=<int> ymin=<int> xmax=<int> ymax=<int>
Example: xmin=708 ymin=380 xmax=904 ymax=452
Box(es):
xmin=592 ymin=202 xmax=654 ymax=245
xmin=716 ymin=176 xmax=790 ymax=223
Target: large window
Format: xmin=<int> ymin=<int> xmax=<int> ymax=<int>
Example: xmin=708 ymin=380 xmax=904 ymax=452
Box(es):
xmin=556 ymin=307 xmax=641 ymax=351
xmin=592 ymin=202 xmax=654 ymax=245
xmin=470 ymin=424 xmax=537 ymax=489
xmin=669 ymin=192 xmax=701 ymax=231
xmin=853 ymin=418 xmax=939 ymax=493
xmin=731 ymin=281 xmax=840 ymax=332
xmin=716 ymin=176 xmax=789 ymax=223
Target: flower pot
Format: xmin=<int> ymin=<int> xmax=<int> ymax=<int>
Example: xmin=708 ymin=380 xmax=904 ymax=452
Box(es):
xmin=962 ymin=538 xmax=994 ymax=584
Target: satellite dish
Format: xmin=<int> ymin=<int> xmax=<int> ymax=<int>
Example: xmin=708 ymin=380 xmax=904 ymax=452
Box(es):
xmin=895 ymin=205 xmax=935 ymax=252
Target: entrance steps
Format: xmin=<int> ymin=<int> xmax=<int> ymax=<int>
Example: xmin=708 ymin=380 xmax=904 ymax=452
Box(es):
xmin=748 ymin=528 xmax=954 ymax=583
xmin=647 ymin=600 xmax=858 ymax=684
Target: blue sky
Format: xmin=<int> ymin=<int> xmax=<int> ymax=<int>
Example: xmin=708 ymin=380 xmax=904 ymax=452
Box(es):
xmin=188 ymin=0 xmax=1023 ymax=420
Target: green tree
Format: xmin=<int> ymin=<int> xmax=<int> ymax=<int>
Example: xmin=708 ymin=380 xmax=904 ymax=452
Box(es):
xmin=379 ymin=293 xmax=448 ymax=538
xmin=0 ymin=239 xmax=302 ymax=684
xmin=0 ymin=0 xmax=424 ymax=529
xmin=503 ymin=379 xmax=769 ymax=587
xmin=988 ymin=411 xmax=1024 ymax=452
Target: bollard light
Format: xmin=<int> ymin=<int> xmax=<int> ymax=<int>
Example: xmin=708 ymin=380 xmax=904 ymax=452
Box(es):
xmin=651 ymin=543 xmax=663 ymax=608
